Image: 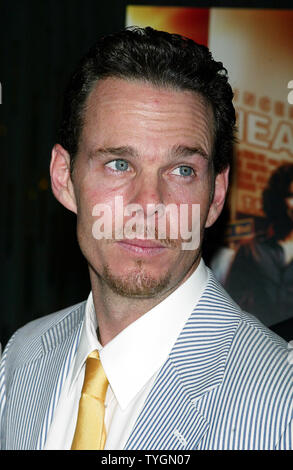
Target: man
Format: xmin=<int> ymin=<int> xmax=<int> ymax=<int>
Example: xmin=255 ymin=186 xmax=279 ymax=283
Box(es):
xmin=0 ymin=27 xmax=292 ymax=450
xmin=225 ymin=164 xmax=293 ymax=328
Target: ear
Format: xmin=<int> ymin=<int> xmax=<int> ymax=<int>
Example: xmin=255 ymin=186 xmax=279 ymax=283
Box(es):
xmin=50 ymin=144 xmax=77 ymax=214
xmin=205 ymin=166 xmax=230 ymax=228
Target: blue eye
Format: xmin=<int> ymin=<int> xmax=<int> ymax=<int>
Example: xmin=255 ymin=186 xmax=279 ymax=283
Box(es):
xmin=106 ymin=159 xmax=129 ymax=172
xmin=172 ymin=166 xmax=194 ymax=177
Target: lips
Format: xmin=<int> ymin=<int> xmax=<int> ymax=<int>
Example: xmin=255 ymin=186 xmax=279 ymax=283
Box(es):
xmin=116 ymin=238 xmax=167 ymax=255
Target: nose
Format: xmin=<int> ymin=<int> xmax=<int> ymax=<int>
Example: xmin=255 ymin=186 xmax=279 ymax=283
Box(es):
xmin=129 ymin=173 xmax=164 ymax=218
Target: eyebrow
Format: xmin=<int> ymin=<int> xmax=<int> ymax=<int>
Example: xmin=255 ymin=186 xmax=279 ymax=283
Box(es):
xmin=89 ymin=144 xmax=209 ymax=161
xmin=170 ymin=145 xmax=209 ymax=161
xmin=89 ymin=146 xmax=139 ymax=159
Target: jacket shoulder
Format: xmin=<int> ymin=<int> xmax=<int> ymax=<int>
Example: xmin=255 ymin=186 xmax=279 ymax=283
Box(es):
xmin=225 ymin=309 xmax=291 ymax=408
xmin=1 ymin=301 xmax=86 ymax=372
xmin=238 ymin=309 xmax=289 ymax=349
xmin=208 ymin=268 xmax=288 ymax=350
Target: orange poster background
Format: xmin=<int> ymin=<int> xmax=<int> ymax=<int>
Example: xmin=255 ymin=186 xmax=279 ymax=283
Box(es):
xmin=126 ymin=6 xmax=209 ymax=45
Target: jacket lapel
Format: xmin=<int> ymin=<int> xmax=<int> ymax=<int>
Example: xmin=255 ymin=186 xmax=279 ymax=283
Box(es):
xmin=125 ymin=271 xmax=241 ymax=450
xmin=5 ymin=302 xmax=85 ymax=450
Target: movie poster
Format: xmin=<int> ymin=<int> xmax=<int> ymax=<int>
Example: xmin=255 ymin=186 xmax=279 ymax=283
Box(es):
xmin=126 ymin=6 xmax=293 ymax=328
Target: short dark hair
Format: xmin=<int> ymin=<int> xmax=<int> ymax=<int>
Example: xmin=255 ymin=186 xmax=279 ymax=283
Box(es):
xmin=262 ymin=163 xmax=293 ymax=238
xmin=58 ymin=26 xmax=236 ymax=174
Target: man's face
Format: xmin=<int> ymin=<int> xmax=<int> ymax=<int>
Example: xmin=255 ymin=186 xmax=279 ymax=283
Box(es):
xmin=60 ymin=78 xmax=228 ymax=298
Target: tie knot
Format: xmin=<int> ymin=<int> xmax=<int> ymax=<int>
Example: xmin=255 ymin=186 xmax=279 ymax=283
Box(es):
xmin=89 ymin=349 xmax=100 ymax=360
xmin=82 ymin=350 xmax=109 ymax=401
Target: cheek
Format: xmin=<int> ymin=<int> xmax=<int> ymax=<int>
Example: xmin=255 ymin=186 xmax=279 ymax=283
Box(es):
xmin=171 ymin=184 xmax=211 ymax=212
xmin=164 ymin=178 xmax=212 ymax=231
xmin=76 ymin=175 xmax=120 ymax=216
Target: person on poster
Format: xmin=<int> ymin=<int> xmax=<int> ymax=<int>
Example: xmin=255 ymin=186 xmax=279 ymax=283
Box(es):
xmin=225 ymin=163 xmax=293 ymax=327
xmin=0 ymin=27 xmax=292 ymax=450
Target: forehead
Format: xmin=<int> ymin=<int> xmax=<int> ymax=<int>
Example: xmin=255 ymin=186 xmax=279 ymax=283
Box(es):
xmin=81 ymin=77 xmax=214 ymax=153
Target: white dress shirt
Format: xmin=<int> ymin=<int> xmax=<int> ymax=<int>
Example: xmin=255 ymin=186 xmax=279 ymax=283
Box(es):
xmin=44 ymin=259 xmax=208 ymax=450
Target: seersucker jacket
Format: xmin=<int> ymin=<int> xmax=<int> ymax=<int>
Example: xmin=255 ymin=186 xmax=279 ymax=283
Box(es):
xmin=0 ymin=270 xmax=292 ymax=450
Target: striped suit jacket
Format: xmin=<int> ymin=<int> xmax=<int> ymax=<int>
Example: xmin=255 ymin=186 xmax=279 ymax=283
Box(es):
xmin=0 ymin=271 xmax=292 ymax=450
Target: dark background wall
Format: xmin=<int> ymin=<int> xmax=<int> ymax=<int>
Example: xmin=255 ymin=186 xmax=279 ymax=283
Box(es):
xmin=0 ymin=0 xmax=128 ymax=348
xmin=0 ymin=0 xmax=291 ymax=349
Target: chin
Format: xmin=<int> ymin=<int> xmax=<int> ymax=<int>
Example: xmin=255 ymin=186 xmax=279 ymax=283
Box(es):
xmin=102 ymin=263 xmax=172 ymax=298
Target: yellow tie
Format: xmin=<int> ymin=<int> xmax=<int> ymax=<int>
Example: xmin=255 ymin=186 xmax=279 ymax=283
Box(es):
xmin=71 ymin=350 xmax=109 ymax=450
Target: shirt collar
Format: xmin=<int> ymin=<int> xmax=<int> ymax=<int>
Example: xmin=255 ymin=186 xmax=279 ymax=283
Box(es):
xmin=70 ymin=292 xmax=101 ymax=389
xmin=71 ymin=259 xmax=209 ymax=410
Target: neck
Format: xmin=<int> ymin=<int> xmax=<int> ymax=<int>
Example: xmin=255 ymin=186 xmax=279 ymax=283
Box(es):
xmin=89 ymin=261 xmax=199 ymax=346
